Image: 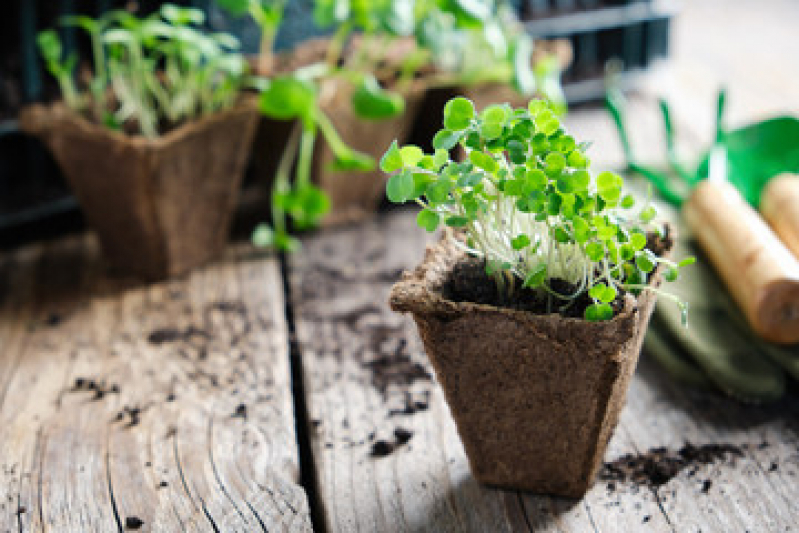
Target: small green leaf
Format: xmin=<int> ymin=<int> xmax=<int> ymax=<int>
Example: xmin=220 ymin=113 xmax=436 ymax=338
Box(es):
xmin=380 ymin=140 xmax=404 ymax=173
xmin=458 ymin=172 xmax=483 ymax=187
xmin=446 ymin=216 xmax=470 ymax=227
xmin=523 ymin=264 xmax=548 ymax=288
xmin=433 ymin=129 xmax=462 ymax=150
xmin=511 ymin=234 xmax=531 ymax=250
xmin=526 ymin=169 xmax=548 ymax=191
xmin=585 ymin=242 xmax=604 ymax=261
xmin=329 ymin=150 xmax=375 ymax=172
xmin=640 ymin=205 xmax=657 ymax=223
xmin=567 ymin=150 xmax=588 ymax=168
xmin=480 ymin=121 xmax=504 ymax=140
xmin=528 ymin=99 xmax=547 ymax=116
xmin=679 ymin=257 xmax=696 ymax=267
xmin=469 ymin=151 xmax=498 ymax=173
xmin=665 ymin=267 xmax=679 ymax=282
xmin=400 ymin=145 xmax=424 ymax=167
xmin=635 ymin=250 xmax=657 ymax=273
xmin=426 ymin=180 xmax=451 ymax=204
xmin=585 ymin=303 xmax=613 ymax=321
xmin=386 ymin=169 xmax=414 ymax=203
xmin=352 ymin=75 xmax=405 ymax=120
xmin=481 ymin=104 xmax=509 ymax=124
xmin=260 ymin=76 xmax=316 ymax=121
xmin=443 ymin=97 xmax=475 ymax=130
xmin=545 ymin=152 xmax=566 ymax=172
xmin=621 ymin=194 xmax=635 ymax=209
xmin=630 ymin=232 xmax=647 ymax=251
xmin=433 ymin=148 xmax=449 ymax=169
xmin=251 ymin=223 xmax=275 ymax=248
xmin=417 ymin=209 xmax=440 ymax=232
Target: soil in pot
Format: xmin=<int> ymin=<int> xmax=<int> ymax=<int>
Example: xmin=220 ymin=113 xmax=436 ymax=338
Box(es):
xmin=390 ymin=230 xmax=672 ymax=497
xmin=20 ymin=98 xmax=259 ymax=281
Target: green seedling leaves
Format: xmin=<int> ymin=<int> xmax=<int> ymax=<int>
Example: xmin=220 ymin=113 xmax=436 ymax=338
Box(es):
xmin=443 ymin=97 xmax=475 ymax=130
xmin=377 ymin=96 xmax=693 ymax=322
xmin=635 ymin=249 xmax=658 ymax=273
xmin=523 ymin=264 xmax=547 ymax=288
xmin=417 ymin=209 xmax=440 ymax=232
xmin=386 ymin=169 xmax=415 ymax=203
xmin=352 ymin=75 xmax=405 ymax=120
xmin=589 ymin=283 xmax=617 ymax=304
xmin=511 ymin=234 xmax=530 ymax=250
xmin=433 ymin=129 xmax=462 ymax=150
xmin=381 ymin=140 xmax=404 ymax=173
xmin=639 ymin=205 xmax=657 ymax=223
xmin=630 ymin=231 xmax=647 ymax=251
xmin=585 ymin=303 xmax=613 ymax=321
xmin=260 ymin=76 xmax=316 ymax=121
xmin=161 ymin=4 xmax=205 ymax=26
xmin=446 ymin=216 xmax=470 ymax=227
xmin=252 ymin=223 xmax=300 ymax=252
xmin=329 ymin=150 xmax=375 ymax=171
xmin=400 ymin=145 xmax=424 ymax=167
xmin=469 ymin=151 xmax=498 ymax=173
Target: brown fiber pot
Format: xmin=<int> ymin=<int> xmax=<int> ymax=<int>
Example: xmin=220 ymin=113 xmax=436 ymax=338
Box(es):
xmin=389 ymin=232 xmax=671 ymax=497
xmin=20 ymin=99 xmax=259 ymax=280
xmin=314 ymin=78 xmax=427 ymax=227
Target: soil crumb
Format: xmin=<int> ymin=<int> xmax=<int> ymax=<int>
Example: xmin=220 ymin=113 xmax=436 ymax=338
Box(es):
xmin=370 ymin=440 xmax=395 ymax=457
xmin=125 ymin=516 xmax=144 ymax=530
xmin=601 ymin=443 xmax=743 ymax=488
xmin=370 ymin=427 xmax=415 ymax=458
xmin=232 ymin=404 xmax=248 ymax=420
xmin=147 ymin=327 xmax=184 ymax=345
xmin=72 ymin=378 xmax=120 ymax=400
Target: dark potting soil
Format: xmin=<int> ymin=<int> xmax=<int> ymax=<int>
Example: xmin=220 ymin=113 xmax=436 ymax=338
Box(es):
xmin=442 ymin=231 xmax=672 ymax=318
xmin=600 ymin=443 xmax=744 ymax=489
xmin=441 ymin=257 xmax=625 ymax=318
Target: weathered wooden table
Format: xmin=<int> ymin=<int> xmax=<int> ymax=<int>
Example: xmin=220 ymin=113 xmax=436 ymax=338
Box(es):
xmin=2 ymin=1 xmax=799 ymax=531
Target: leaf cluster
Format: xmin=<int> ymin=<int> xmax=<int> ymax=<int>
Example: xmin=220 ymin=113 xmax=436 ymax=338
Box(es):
xmin=381 ymin=96 xmax=694 ymax=321
xmin=39 ymin=5 xmax=247 ymax=138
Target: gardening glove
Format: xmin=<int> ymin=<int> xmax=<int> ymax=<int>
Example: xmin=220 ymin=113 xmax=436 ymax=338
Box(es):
xmin=645 ymin=231 xmax=795 ymax=404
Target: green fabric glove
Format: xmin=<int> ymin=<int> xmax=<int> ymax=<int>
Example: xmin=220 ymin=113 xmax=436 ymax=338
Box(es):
xmin=646 ymin=229 xmax=794 ymax=403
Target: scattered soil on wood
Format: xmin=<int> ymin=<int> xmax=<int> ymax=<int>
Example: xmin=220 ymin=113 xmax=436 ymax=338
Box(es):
xmin=362 ymin=342 xmax=432 ymax=397
xmin=370 ymin=427 xmax=414 ymax=458
xmin=124 ymin=516 xmax=144 ymax=530
xmin=600 ymin=443 xmax=744 ymax=489
xmin=71 ymin=378 xmax=120 ymax=401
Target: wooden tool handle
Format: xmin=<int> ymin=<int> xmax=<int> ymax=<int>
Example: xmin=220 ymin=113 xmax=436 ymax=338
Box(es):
xmin=761 ymin=173 xmax=799 ymax=259
xmin=684 ymin=180 xmax=799 ymax=344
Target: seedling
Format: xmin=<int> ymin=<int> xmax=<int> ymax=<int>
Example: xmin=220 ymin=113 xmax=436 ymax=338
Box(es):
xmin=215 ymin=0 xmax=286 ymax=74
xmin=39 ymin=5 xmax=247 ymax=138
xmin=382 ymin=97 xmax=694 ymax=321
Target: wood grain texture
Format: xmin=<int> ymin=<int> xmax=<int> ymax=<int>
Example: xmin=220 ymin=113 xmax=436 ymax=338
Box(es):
xmin=0 ymin=236 xmax=311 ymax=532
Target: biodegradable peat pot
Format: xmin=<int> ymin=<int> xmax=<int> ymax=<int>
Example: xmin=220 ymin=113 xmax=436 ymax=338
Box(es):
xmin=390 ymin=232 xmax=671 ymax=497
xmin=20 ymin=99 xmax=259 ymax=280
xmin=314 ymin=78 xmax=427 ymax=226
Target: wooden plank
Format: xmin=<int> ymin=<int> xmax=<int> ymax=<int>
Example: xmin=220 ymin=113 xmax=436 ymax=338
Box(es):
xmin=0 ymin=237 xmax=311 ymax=532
